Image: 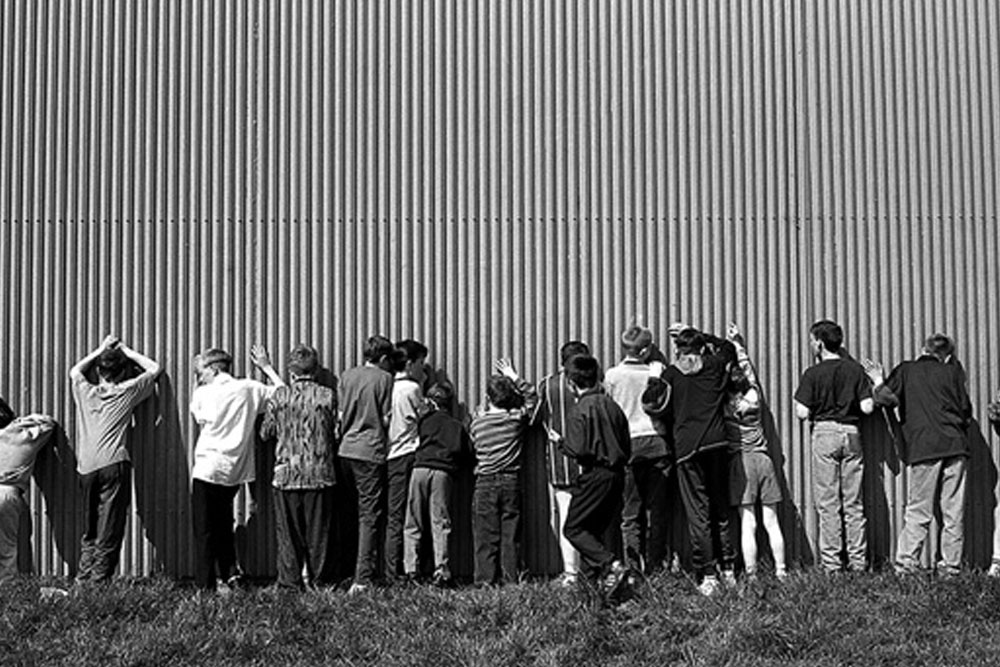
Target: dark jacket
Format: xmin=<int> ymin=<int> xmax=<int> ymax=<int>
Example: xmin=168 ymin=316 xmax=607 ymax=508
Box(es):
xmin=414 ymin=408 xmax=472 ymax=474
xmin=561 ymin=391 xmax=631 ymax=471
xmin=874 ymin=355 xmax=971 ymax=464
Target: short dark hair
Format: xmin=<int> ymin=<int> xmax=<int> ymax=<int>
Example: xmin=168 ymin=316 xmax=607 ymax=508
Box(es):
xmin=810 ymin=320 xmax=844 ymax=353
xmin=288 ymin=344 xmax=319 ymax=376
xmin=387 ymin=348 xmax=409 ymax=373
xmin=426 ymin=381 xmax=454 ymax=409
xmin=674 ymin=328 xmax=706 ymax=355
xmin=560 ymin=341 xmax=590 ymax=366
xmin=97 ymin=348 xmax=127 ymax=380
xmin=924 ymin=333 xmax=955 ymax=361
xmin=487 ymin=376 xmax=524 ymax=410
xmin=363 ymin=335 xmax=395 ymax=363
xmin=565 ymin=355 xmax=601 ymax=389
xmin=396 ymin=339 xmax=429 ymax=363
xmin=200 ymin=348 xmax=233 ymax=373
xmin=0 ymin=397 xmax=15 ymax=429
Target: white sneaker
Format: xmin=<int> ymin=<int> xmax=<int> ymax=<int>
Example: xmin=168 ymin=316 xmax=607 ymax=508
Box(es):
xmin=347 ymin=582 xmax=370 ymax=596
xmin=697 ymin=575 xmax=720 ymax=596
xmin=555 ymin=573 xmax=578 ymax=588
xmin=721 ymin=569 xmax=737 ymax=588
xmin=988 ymin=562 xmax=1000 ymax=578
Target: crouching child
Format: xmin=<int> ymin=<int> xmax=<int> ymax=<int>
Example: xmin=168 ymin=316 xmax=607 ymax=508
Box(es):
xmin=403 ymin=382 xmax=472 ymax=586
xmin=560 ymin=355 xmax=632 ymax=600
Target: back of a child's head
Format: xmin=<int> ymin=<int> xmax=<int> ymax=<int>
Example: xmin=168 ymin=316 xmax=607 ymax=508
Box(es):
xmin=487 ymin=375 xmax=524 ymax=410
xmin=621 ymin=325 xmax=653 ymax=360
xmin=396 ymin=339 xmax=428 ymax=363
xmin=559 ymin=340 xmax=590 ymax=367
xmin=809 ymin=320 xmax=844 ymax=353
xmin=924 ymin=333 xmax=955 ymax=362
xmin=288 ymin=344 xmax=320 ymax=377
xmin=97 ymin=347 xmax=127 ymax=381
xmin=427 ymin=381 xmax=454 ymax=410
xmin=363 ymin=335 xmax=395 ymax=363
xmin=565 ymin=355 xmax=601 ymax=389
xmin=673 ymin=328 xmax=706 ymax=355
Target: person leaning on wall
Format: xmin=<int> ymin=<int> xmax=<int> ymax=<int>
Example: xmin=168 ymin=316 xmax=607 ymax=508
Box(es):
xmin=189 ymin=345 xmax=284 ymax=593
xmin=0 ymin=397 xmax=56 ymax=580
xmin=70 ymin=335 xmax=161 ymax=584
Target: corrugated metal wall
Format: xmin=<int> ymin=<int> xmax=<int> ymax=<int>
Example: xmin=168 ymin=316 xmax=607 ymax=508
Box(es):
xmin=1 ymin=0 xmax=998 ymax=578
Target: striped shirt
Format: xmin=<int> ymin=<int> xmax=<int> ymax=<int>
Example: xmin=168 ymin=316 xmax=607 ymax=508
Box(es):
xmin=470 ymin=378 xmax=537 ymax=476
xmin=71 ymin=370 xmax=158 ymax=475
xmin=260 ymin=378 xmax=338 ymax=490
xmin=532 ymin=372 xmax=582 ymax=487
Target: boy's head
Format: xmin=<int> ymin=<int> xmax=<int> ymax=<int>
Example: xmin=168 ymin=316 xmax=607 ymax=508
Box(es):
xmin=809 ymin=320 xmax=844 ymax=354
xmin=923 ymin=333 xmax=955 ymax=362
xmin=426 ymin=381 xmax=454 ymax=410
xmin=621 ymin=326 xmax=653 ymax=361
xmin=396 ymin=339 xmax=429 ymax=382
xmin=96 ymin=347 xmax=127 ymax=383
xmin=288 ymin=344 xmax=320 ymax=378
xmin=673 ymin=328 xmax=706 ymax=356
xmin=0 ymin=397 xmax=15 ymax=429
xmin=565 ymin=355 xmax=601 ymax=391
xmin=486 ymin=376 xmax=524 ymax=410
xmin=195 ymin=348 xmax=233 ymax=384
xmin=363 ymin=335 xmax=395 ymax=365
xmin=559 ymin=340 xmax=590 ymax=367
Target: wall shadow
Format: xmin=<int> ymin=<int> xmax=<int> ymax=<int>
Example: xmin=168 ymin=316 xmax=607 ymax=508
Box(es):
xmin=32 ymin=423 xmax=79 ymax=576
xmin=964 ymin=418 xmax=996 ymax=569
xmin=860 ymin=408 xmax=901 ymax=571
xmin=131 ymin=373 xmax=193 ymax=578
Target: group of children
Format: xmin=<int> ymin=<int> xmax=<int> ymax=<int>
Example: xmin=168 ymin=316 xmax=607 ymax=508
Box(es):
xmin=331 ymin=323 xmax=790 ymax=600
xmin=2 ymin=319 xmax=999 ymax=600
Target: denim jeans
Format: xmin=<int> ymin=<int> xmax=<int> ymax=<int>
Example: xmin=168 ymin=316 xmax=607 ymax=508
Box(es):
xmin=403 ymin=467 xmax=454 ymax=578
xmin=811 ymin=422 xmax=866 ymax=572
xmin=895 ymin=456 xmax=966 ymax=573
xmin=472 ymin=472 xmax=521 ymax=584
xmin=77 ymin=461 xmax=131 ymax=583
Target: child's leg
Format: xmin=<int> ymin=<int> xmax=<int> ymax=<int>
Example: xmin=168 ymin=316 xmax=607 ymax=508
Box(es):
xmin=564 ymin=469 xmax=622 ymax=580
xmin=760 ymin=504 xmax=786 ymax=575
xmin=499 ymin=474 xmax=522 ymax=583
xmin=403 ymin=468 xmax=430 ymax=576
xmin=472 ymin=476 xmax=502 ymax=584
xmin=552 ymin=485 xmax=580 ymax=577
xmin=739 ymin=505 xmax=759 ymax=575
xmin=429 ymin=470 xmax=454 ymax=579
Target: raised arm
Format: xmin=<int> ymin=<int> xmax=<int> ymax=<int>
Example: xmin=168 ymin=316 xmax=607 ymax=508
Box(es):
xmin=250 ymin=344 xmax=286 ymax=388
xmin=119 ymin=343 xmax=162 ymax=378
xmin=69 ymin=334 xmax=119 ymax=381
xmin=494 ymin=358 xmax=538 ymax=418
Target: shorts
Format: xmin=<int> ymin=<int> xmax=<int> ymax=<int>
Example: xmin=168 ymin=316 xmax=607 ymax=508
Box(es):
xmin=730 ymin=450 xmax=782 ymax=507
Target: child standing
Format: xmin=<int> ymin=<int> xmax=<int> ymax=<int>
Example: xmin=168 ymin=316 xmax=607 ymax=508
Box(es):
xmin=384 ymin=339 xmax=429 ymax=581
xmin=724 ymin=324 xmax=786 ymax=581
xmin=470 ymin=359 xmax=537 ymax=585
xmin=560 ymin=355 xmax=632 ymax=600
xmin=338 ymin=335 xmax=395 ymax=594
xmin=403 ymin=382 xmax=471 ymax=586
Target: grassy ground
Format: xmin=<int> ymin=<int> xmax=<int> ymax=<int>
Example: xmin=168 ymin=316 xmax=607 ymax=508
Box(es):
xmin=3 ymin=571 xmax=1000 ymax=666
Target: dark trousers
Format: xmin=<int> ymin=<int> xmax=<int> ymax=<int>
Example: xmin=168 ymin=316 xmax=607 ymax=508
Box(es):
xmin=564 ymin=466 xmax=625 ymax=579
xmin=341 ymin=458 xmax=387 ymax=584
xmin=621 ymin=456 xmax=670 ymax=573
xmin=191 ymin=479 xmax=240 ymax=590
xmin=274 ymin=486 xmax=336 ymax=588
xmin=676 ymin=448 xmax=736 ymax=577
xmin=384 ymin=453 xmax=415 ymax=578
xmin=472 ymin=472 xmax=521 ymax=584
xmin=77 ymin=461 xmax=131 ymax=582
